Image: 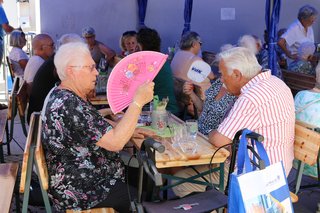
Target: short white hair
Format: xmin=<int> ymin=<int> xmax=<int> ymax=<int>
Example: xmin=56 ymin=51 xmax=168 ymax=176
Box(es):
xmin=57 ymin=33 xmax=84 ymax=49
xmin=238 ymin=35 xmax=259 ymax=55
xmin=220 ymin=44 xmax=234 ymax=52
xmin=54 ymin=42 xmax=90 ymax=81
xmin=218 ymin=47 xmax=262 ymax=79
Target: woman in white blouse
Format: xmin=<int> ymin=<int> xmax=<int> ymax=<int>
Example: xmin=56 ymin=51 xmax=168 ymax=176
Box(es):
xmin=9 ymin=30 xmax=28 ymax=77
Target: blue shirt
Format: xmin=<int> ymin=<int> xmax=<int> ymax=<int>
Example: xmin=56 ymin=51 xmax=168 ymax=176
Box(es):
xmin=0 ymin=5 xmax=9 ymax=40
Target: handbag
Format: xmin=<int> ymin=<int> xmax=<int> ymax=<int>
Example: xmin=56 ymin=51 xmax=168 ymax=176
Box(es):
xmin=228 ymin=129 xmax=294 ymax=213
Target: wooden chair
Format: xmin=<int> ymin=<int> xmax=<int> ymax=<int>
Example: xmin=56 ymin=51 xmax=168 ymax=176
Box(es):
xmin=16 ymin=80 xmax=29 ymax=136
xmin=294 ymin=120 xmax=320 ymax=194
xmin=5 ymin=56 xmax=15 ymax=84
xmin=19 ymin=112 xmax=47 ymax=213
xmin=32 ymin=113 xmax=115 ymax=213
xmin=282 ymin=69 xmax=316 ymax=96
xmin=6 ymin=77 xmax=21 ymax=156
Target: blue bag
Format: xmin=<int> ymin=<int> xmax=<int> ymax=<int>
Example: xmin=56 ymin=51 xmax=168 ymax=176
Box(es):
xmin=228 ymin=129 xmax=294 ymax=213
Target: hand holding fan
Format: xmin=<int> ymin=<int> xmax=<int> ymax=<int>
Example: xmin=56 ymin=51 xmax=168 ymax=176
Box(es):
xmin=107 ymin=51 xmax=168 ymax=113
xmin=187 ymin=60 xmax=211 ymax=83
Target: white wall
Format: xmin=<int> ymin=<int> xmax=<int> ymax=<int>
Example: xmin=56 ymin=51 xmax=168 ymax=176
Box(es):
xmin=38 ymin=0 xmax=320 ymax=54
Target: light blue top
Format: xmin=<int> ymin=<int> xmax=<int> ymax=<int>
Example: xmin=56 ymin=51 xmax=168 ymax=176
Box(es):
xmin=294 ymin=89 xmax=320 ymax=178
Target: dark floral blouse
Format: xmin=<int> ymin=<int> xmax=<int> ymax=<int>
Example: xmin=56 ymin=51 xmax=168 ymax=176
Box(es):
xmin=198 ymin=79 xmax=237 ymax=135
xmin=42 ymin=88 xmax=124 ymax=211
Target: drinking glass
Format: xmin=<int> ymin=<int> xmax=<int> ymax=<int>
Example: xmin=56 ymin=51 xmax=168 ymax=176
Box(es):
xmin=185 ymin=119 xmax=198 ymax=140
xmin=151 ymin=110 xmax=168 ymax=134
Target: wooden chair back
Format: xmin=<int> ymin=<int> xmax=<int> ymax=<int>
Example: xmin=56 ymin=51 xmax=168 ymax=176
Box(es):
xmin=19 ymin=112 xmax=38 ymax=193
xmin=5 ymin=56 xmax=15 ymax=83
xmin=294 ymin=120 xmax=320 ymax=166
xmin=16 ymin=80 xmax=29 ymax=118
xmin=7 ymin=77 xmax=21 ymax=120
xmin=282 ymin=69 xmax=316 ymax=96
xmin=34 ymin=119 xmax=49 ymax=191
xmin=34 ymin=115 xmax=115 ymax=213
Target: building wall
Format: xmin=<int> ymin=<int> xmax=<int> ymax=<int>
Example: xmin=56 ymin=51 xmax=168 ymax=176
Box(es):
xmin=34 ymin=0 xmax=320 ymax=54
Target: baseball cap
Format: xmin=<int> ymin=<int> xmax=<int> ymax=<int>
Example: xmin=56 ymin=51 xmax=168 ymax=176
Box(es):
xmin=82 ymin=27 xmax=95 ymax=38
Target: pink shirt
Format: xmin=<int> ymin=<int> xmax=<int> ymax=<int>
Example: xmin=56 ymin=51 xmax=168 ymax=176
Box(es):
xmin=218 ymin=70 xmax=295 ymax=176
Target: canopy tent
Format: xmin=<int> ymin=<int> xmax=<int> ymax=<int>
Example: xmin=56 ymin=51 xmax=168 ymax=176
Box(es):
xmin=182 ymin=0 xmax=193 ymax=35
xmin=137 ymin=0 xmax=148 ymax=29
xmin=265 ymin=0 xmax=281 ymax=77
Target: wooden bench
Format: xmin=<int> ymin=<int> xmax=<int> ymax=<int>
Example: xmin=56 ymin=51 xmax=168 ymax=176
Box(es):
xmin=0 ymin=162 xmax=19 ymax=213
xmin=282 ymin=69 xmax=316 ymax=96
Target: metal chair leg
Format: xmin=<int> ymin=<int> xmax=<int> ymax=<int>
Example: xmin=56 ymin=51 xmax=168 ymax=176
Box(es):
xmin=295 ymin=160 xmax=305 ymax=194
xmin=20 ymin=115 xmax=28 ymax=137
xmin=5 ymin=120 xmax=10 ymax=155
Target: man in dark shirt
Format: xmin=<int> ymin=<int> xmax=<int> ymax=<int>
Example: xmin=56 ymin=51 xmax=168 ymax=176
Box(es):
xmin=27 ymin=33 xmax=84 ymax=123
xmin=27 ymin=55 xmax=58 ymax=123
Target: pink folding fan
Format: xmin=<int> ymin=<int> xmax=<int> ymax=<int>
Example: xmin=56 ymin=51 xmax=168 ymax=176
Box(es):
xmin=107 ymin=51 xmax=168 ymax=113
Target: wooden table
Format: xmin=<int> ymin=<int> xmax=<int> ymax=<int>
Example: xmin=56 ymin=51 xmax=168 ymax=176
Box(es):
xmin=89 ymin=94 xmax=108 ymax=105
xmin=0 ymin=109 xmax=8 ymax=163
xmin=0 ymin=162 xmax=19 ymax=213
xmin=154 ymin=114 xmax=229 ymax=168
xmin=139 ymin=114 xmax=230 ymax=192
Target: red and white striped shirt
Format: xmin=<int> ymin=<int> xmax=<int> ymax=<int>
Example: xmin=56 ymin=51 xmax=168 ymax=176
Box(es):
xmin=218 ymin=71 xmax=295 ymax=176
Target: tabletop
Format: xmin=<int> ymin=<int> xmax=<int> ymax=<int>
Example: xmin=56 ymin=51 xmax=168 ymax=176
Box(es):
xmin=143 ymin=114 xmax=230 ymax=168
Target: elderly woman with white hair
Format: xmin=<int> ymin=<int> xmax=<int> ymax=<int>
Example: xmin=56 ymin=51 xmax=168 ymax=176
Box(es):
xmin=41 ymin=42 xmax=154 ymax=212
xmin=238 ymin=34 xmax=282 ymax=78
xmin=8 ymin=30 xmax=28 ymax=76
xmin=288 ymin=41 xmax=316 ymax=75
xmin=294 ymin=62 xmax=320 ymax=178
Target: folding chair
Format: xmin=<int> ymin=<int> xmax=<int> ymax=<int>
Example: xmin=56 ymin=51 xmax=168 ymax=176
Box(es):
xmin=294 ymin=121 xmax=320 ymax=194
xmin=5 ymin=77 xmax=28 ymax=155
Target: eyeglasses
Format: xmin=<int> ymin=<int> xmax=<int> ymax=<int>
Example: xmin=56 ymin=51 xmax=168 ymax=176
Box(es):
xmin=198 ymin=41 xmax=203 ymax=46
xmin=69 ymin=64 xmax=96 ymax=72
xmin=43 ymin=43 xmax=55 ymax=48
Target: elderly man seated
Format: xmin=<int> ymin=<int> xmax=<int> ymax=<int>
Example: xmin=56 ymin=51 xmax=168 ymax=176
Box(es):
xmin=82 ymin=26 xmax=116 ymax=69
xmin=24 ymin=34 xmax=55 ymax=95
xmin=173 ymin=47 xmax=295 ymax=198
xmin=41 ymin=42 xmax=154 ymax=212
xmin=171 ymin=31 xmax=215 ymax=117
xmin=27 ymin=33 xmax=84 ymax=123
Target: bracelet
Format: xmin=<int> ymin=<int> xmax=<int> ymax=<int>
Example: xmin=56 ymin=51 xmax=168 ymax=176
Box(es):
xmin=132 ymin=101 xmax=142 ymax=110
